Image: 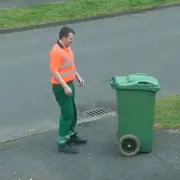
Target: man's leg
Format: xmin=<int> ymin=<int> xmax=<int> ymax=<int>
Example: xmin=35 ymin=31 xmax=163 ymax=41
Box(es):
xmin=68 ymin=82 xmax=77 ymax=135
xmin=68 ymin=82 xmax=87 ymax=145
xmin=52 ymin=83 xmax=78 ymax=154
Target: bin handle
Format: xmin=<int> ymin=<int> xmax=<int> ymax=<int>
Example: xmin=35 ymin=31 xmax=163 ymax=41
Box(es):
xmin=137 ymin=81 xmax=153 ymax=85
xmin=127 ymin=77 xmax=154 ymax=85
xmin=133 ymin=73 xmax=153 ymax=85
xmin=127 ymin=76 xmax=154 ymax=86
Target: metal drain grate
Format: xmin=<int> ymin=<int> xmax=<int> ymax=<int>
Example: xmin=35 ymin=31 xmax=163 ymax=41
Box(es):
xmin=84 ymin=108 xmax=110 ymax=117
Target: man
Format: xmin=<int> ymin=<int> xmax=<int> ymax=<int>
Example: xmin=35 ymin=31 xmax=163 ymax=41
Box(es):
xmin=49 ymin=26 xmax=87 ymax=154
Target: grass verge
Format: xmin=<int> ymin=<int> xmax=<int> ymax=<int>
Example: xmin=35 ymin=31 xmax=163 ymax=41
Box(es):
xmin=1 ymin=0 xmax=180 ymax=29
xmin=155 ymin=95 xmax=180 ymax=129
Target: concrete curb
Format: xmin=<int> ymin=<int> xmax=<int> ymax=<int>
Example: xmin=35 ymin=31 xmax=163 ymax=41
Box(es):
xmin=1 ymin=3 xmax=180 ymax=34
xmin=0 ymin=112 xmax=117 ymax=144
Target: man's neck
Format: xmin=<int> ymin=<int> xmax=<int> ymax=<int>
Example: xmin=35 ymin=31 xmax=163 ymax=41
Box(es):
xmin=59 ymin=40 xmax=66 ymax=48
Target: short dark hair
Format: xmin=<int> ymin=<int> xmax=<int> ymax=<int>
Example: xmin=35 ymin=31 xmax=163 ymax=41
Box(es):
xmin=59 ymin=26 xmax=75 ymax=39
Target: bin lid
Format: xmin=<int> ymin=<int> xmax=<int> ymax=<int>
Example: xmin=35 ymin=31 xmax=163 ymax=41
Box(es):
xmin=110 ymin=73 xmax=160 ymax=91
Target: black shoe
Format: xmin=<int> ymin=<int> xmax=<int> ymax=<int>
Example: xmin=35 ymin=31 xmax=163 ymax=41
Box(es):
xmin=69 ymin=132 xmax=87 ymax=145
xmin=58 ymin=143 xmax=78 ymax=154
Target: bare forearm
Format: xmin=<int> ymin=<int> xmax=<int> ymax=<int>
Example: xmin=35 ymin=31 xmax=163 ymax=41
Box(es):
xmin=52 ymin=71 xmax=68 ymax=88
xmin=75 ymin=70 xmax=80 ymax=79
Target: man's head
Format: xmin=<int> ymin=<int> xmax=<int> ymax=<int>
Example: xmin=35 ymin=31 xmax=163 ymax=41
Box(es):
xmin=59 ymin=26 xmax=75 ymax=47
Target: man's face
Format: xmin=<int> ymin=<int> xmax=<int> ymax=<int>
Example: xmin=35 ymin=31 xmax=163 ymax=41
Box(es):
xmin=64 ymin=32 xmax=74 ymax=47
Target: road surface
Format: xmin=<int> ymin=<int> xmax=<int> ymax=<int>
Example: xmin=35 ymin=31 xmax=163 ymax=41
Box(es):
xmin=0 ymin=117 xmax=180 ymax=180
xmin=0 ymin=7 xmax=180 ymax=141
xmin=0 ymin=0 xmax=63 ymax=9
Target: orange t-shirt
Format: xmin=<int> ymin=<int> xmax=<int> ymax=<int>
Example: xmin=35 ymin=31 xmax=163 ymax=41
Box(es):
xmin=50 ymin=44 xmax=76 ymax=84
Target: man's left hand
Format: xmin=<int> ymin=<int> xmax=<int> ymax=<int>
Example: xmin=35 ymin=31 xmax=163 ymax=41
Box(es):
xmin=77 ymin=77 xmax=84 ymax=86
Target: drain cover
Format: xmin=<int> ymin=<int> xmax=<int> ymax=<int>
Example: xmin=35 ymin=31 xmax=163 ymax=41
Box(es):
xmin=84 ymin=108 xmax=110 ymax=117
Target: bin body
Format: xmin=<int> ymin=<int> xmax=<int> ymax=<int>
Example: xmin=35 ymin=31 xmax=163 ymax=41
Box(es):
xmin=111 ymin=73 xmax=160 ymax=153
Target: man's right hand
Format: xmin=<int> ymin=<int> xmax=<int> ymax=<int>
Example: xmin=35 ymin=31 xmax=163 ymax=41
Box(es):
xmin=64 ymin=86 xmax=72 ymax=96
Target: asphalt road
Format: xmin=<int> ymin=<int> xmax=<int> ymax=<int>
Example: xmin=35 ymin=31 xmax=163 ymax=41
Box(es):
xmin=1 ymin=7 xmax=180 ymax=141
xmin=0 ymin=0 xmax=63 ymax=9
xmin=0 ymin=118 xmax=180 ymax=180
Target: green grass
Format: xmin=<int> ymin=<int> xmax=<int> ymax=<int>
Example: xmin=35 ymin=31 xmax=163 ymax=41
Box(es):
xmin=155 ymin=95 xmax=180 ymax=129
xmin=1 ymin=0 xmax=180 ymax=29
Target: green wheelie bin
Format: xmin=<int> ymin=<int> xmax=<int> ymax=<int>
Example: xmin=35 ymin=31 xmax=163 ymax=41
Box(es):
xmin=110 ymin=73 xmax=160 ymax=157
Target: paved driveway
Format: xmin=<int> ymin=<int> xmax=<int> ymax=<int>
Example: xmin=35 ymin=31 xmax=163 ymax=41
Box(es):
xmin=0 ymin=7 xmax=180 ymax=142
xmin=0 ymin=118 xmax=179 ymax=180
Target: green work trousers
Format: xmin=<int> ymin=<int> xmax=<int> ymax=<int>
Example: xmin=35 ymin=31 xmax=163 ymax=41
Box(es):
xmin=52 ymin=81 xmax=77 ymax=145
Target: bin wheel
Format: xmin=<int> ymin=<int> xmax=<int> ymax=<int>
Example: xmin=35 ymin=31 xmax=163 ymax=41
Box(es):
xmin=118 ymin=134 xmax=140 ymax=157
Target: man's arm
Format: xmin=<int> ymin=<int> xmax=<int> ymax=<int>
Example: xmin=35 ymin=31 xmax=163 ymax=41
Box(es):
xmin=75 ymin=70 xmax=84 ymax=86
xmin=75 ymin=70 xmax=81 ymax=80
